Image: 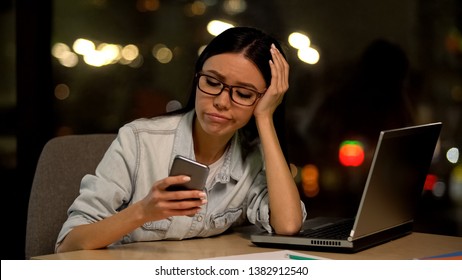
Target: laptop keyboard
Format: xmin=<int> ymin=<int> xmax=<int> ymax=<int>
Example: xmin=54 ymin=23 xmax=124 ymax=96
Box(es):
xmin=301 ymin=218 xmax=354 ymax=239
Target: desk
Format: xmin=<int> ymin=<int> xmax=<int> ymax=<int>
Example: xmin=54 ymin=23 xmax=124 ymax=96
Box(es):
xmin=33 ymin=226 xmax=461 ymax=260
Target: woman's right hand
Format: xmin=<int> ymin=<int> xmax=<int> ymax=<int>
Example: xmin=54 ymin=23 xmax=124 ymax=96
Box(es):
xmin=57 ymin=175 xmax=206 ymax=253
xmin=139 ymin=175 xmax=207 ymax=222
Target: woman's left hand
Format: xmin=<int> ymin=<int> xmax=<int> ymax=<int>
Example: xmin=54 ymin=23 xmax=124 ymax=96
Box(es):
xmin=253 ymin=44 xmax=289 ymax=119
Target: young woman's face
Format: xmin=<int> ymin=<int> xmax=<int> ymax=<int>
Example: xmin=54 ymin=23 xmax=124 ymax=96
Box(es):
xmin=195 ymin=53 xmax=266 ymax=139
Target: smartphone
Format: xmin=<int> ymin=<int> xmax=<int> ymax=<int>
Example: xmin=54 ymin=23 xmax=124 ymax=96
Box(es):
xmin=167 ymin=155 xmax=209 ymax=191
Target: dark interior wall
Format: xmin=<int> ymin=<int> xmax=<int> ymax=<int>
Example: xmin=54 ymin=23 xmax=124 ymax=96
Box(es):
xmin=5 ymin=0 xmax=54 ymax=260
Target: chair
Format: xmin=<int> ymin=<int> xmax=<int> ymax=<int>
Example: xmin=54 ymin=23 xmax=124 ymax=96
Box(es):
xmin=25 ymin=134 xmax=116 ymax=259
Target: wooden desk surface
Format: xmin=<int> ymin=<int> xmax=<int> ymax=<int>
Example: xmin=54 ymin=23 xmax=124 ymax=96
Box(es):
xmin=33 ymin=227 xmax=462 ymax=260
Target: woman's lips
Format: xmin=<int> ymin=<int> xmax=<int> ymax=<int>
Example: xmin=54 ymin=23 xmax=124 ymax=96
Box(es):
xmin=206 ymin=112 xmax=230 ymax=123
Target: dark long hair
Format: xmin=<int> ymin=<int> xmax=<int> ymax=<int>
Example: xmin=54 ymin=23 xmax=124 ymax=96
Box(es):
xmin=173 ymin=26 xmax=289 ymax=162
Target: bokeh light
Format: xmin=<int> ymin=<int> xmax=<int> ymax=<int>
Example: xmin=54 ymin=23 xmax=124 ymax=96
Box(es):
xmin=339 ymin=140 xmax=365 ymax=167
xmin=207 ymin=20 xmax=234 ymax=36
xmin=301 ymin=164 xmax=319 ymax=197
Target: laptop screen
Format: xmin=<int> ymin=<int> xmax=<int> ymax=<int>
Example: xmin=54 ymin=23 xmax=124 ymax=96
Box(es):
xmin=351 ymin=122 xmax=442 ymax=240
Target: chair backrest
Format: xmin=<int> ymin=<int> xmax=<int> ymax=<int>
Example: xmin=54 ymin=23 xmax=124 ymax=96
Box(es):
xmin=25 ymin=134 xmax=116 ymax=259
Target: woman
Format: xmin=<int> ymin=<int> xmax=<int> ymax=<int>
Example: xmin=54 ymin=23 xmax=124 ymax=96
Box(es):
xmin=56 ymin=26 xmax=306 ymax=253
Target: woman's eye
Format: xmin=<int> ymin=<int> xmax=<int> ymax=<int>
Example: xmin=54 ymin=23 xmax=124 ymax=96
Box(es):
xmin=206 ymin=78 xmax=222 ymax=87
xmin=235 ymin=90 xmax=253 ymax=99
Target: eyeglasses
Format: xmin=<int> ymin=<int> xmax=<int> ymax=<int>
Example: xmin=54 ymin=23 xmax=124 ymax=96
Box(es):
xmin=196 ymin=72 xmax=264 ymax=106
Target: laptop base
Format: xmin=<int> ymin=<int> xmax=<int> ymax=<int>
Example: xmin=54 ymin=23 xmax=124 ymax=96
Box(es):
xmin=251 ymin=222 xmax=414 ymax=253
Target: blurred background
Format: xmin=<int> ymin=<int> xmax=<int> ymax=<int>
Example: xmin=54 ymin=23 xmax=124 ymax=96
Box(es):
xmin=1 ymin=0 xmax=461 ymax=259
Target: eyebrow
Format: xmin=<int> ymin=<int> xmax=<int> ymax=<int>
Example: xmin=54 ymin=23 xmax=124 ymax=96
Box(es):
xmin=201 ymin=69 xmax=261 ymax=91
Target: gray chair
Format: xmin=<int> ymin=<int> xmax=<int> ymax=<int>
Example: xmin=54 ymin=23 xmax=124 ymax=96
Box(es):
xmin=25 ymin=134 xmax=116 ymax=259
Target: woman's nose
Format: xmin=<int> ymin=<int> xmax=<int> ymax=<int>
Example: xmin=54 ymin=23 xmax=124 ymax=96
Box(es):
xmin=213 ymin=87 xmax=232 ymax=109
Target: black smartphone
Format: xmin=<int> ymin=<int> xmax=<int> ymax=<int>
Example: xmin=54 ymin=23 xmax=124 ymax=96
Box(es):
xmin=167 ymin=155 xmax=209 ymax=191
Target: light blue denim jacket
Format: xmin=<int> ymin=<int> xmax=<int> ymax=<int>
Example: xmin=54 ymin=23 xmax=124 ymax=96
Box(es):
xmin=56 ymin=110 xmax=307 ymax=248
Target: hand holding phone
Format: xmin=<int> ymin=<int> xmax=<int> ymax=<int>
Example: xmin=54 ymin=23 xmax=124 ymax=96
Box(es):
xmin=167 ymin=155 xmax=209 ymax=191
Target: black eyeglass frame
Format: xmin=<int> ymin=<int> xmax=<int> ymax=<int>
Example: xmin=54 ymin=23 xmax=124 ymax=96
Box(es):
xmin=195 ymin=72 xmax=265 ymax=106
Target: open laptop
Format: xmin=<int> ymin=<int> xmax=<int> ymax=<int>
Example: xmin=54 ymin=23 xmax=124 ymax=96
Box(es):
xmin=251 ymin=122 xmax=442 ymax=253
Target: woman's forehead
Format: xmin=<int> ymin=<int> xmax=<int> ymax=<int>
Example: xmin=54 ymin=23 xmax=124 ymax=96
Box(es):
xmin=202 ymin=53 xmax=265 ymax=88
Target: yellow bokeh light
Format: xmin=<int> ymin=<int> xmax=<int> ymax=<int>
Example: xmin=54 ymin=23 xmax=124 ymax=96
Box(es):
xmin=97 ymin=43 xmax=122 ymax=64
xmin=297 ymin=47 xmax=320 ymax=64
xmin=288 ymin=32 xmax=310 ymax=49
xmin=207 ymin=20 xmax=234 ymax=36
xmin=155 ymin=47 xmax=173 ymax=64
xmin=73 ymin=38 xmax=95 ymax=55
xmin=59 ymin=52 xmax=79 ymax=68
xmin=51 ymin=43 xmax=71 ymax=59
xmin=122 ymin=44 xmax=139 ymax=61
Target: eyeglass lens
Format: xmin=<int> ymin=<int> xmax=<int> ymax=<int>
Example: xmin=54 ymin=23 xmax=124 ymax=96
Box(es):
xmin=198 ymin=75 xmax=259 ymax=106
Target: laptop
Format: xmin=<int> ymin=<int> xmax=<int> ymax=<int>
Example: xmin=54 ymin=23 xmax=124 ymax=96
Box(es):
xmin=251 ymin=122 xmax=442 ymax=253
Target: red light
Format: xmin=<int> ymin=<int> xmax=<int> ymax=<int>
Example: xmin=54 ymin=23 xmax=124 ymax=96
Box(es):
xmin=339 ymin=140 xmax=365 ymax=167
xmin=424 ymin=174 xmax=438 ymax=191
